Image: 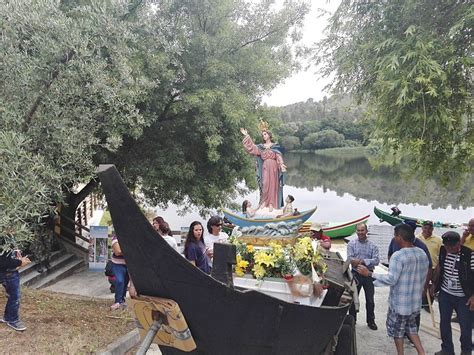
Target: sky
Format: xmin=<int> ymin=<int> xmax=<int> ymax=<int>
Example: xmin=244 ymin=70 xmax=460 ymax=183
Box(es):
xmin=262 ymin=0 xmax=341 ymax=107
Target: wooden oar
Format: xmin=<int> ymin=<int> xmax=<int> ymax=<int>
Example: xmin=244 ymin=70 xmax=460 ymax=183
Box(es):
xmin=426 ymin=290 xmax=440 ymax=338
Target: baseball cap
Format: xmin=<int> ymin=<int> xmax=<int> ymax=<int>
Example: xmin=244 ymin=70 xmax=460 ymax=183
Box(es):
xmin=422 ymin=220 xmax=434 ymax=227
xmin=310 ymin=223 xmax=323 ymax=232
xmin=441 ymin=231 xmax=460 ymax=245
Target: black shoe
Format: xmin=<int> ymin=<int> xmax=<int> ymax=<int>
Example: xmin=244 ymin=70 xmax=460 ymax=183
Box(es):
xmin=109 ymin=285 xmax=115 ymax=293
xmin=368 ymin=322 xmax=378 ymax=330
xmin=36 ymin=265 xmax=44 ymax=273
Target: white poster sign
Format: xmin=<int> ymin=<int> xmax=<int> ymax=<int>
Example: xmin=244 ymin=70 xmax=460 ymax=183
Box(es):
xmin=89 ymin=225 xmax=109 ymax=270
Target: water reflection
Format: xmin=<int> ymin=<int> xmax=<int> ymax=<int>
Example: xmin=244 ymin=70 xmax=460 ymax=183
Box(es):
xmin=285 ymin=152 xmax=473 ymax=209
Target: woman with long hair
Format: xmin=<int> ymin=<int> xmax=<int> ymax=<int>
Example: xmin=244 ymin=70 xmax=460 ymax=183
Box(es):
xmin=184 ymin=221 xmax=210 ymax=274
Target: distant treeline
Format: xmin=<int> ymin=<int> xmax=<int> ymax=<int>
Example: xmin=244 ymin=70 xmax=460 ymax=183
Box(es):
xmin=274 ymin=95 xmax=373 ymax=151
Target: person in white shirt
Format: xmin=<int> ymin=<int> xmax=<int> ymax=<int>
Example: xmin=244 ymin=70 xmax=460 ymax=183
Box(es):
xmin=205 ymin=216 xmax=229 ymax=266
xmin=158 ymin=222 xmax=178 ymax=252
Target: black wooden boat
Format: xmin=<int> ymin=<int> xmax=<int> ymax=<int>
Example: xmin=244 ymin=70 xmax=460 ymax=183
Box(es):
xmin=98 ymin=165 xmax=355 ymax=355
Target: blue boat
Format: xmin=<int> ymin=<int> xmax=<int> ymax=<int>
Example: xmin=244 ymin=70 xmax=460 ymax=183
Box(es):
xmin=223 ymin=206 xmax=317 ymax=229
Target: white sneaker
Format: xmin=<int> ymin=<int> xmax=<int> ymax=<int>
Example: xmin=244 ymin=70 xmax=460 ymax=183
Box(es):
xmin=110 ymin=303 xmax=121 ymax=310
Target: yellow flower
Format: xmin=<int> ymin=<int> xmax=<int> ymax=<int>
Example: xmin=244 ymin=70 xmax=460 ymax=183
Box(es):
xmin=293 ymin=237 xmax=313 ymax=260
xmin=246 ymin=244 xmax=254 ymax=253
xmin=252 ymin=264 xmax=266 ymax=279
xmin=254 ymin=250 xmax=275 ymax=267
xmin=235 ymin=265 xmax=246 ymax=276
xmin=235 ymin=254 xmax=250 ymax=276
xmin=269 ymin=242 xmax=284 ymax=258
xmin=238 ymin=259 xmax=249 ymax=269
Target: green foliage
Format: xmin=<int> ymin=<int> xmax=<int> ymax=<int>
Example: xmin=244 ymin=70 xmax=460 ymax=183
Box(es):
xmin=0 ymin=132 xmax=59 ymax=249
xmin=302 ymin=129 xmax=345 ymax=150
xmin=280 ymin=136 xmax=301 ymax=151
xmin=315 ymin=0 xmax=473 ymax=184
xmin=274 ymin=95 xmax=370 ymax=150
xmin=110 ymin=0 xmax=309 ymax=208
xmin=1 ymin=0 xmax=308 ymax=245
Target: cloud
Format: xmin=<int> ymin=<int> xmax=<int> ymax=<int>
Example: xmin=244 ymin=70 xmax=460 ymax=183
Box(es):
xmin=262 ymin=1 xmax=341 ymax=107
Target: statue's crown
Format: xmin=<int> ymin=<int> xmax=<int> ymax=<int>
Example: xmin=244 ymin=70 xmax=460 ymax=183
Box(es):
xmin=258 ymin=119 xmax=270 ymax=132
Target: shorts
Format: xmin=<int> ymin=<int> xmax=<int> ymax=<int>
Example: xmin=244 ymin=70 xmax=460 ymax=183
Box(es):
xmin=386 ymin=308 xmax=419 ymax=338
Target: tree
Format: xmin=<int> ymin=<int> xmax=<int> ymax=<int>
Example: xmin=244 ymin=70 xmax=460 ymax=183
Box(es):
xmin=315 ymin=0 xmax=473 ymax=184
xmin=1 ymin=0 xmax=309 ymax=245
xmin=280 ymin=136 xmax=301 ymax=151
xmin=302 ymin=130 xmax=345 ymax=150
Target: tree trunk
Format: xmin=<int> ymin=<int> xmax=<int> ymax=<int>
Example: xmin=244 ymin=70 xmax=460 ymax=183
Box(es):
xmin=59 ymin=179 xmax=98 ymax=242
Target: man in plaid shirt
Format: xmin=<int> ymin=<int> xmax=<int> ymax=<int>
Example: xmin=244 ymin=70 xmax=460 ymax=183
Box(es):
xmin=358 ymin=223 xmax=429 ymax=355
xmin=348 ymin=223 xmax=380 ymax=330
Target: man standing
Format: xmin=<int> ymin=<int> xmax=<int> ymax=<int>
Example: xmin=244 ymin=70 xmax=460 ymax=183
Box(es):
xmin=461 ymin=218 xmax=474 ymax=250
xmin=417 ymin=220 xmax=442 ymax=311
xmin=0 ymin=236 xmax=31 ymax=331
xmin=432 ymin=231 xmax=473 ymax=355
xmin=348 ymin=223 xmax=379 ymax=330
xmin=358 ymin=223 xmax=429 ymax=355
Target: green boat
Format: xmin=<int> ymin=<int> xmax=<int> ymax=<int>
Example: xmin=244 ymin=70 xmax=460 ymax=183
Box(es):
xmin=299 ymin=215 xmax=371 ymax=239
xmin=373 ymin=206 xmax=463 ymax=228
xmin=323 ymin=215 xmax=371 ymax=239
xmin=373 ymin=206 xmax=413 ymax=226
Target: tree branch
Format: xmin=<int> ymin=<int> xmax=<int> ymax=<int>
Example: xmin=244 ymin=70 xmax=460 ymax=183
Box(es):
xmin=22 ymin=49 xmax=75 ymax=133
xmin=71 ymin=178 xmax=99 ymax=208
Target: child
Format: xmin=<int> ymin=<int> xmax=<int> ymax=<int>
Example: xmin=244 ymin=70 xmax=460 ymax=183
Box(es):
xmin=277 ymin=195 xmax=294 ymax=218
xmin=242 ymin=200 xmax=256 ymax=218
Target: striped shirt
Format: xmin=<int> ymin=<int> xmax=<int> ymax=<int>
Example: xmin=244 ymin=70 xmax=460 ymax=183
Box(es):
xmin=373 ymin=247 xmax=429 ymax=315
xmin=441 ymin=251 xmax=474 ymax=297
xmin=347 ymin=238 xmax=380 ymax=271
xmin=111 ymin=236 xmax=126 ymax=265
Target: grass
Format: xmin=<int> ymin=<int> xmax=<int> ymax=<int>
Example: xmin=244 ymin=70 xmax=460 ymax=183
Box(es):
xmin=99 ymin=209 xmax=112 ymax=226
xmin=0 ymin=287 xmax=136 ymax=353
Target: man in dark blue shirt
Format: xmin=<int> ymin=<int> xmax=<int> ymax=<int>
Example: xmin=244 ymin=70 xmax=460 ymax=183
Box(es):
xmin=0 ymin=240 xmax=31 ymax=332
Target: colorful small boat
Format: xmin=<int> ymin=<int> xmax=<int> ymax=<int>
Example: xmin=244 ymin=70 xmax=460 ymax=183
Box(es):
xmin=299 ymin=215 xmax=371 ymax=239
xmin=223 ymin=207 xmax=317 ymax=228
xmin=373 ymin=206 xmax=464 ymax=228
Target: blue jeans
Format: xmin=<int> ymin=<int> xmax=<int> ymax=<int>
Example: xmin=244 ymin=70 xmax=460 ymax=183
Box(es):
xmin=111 ymin=263 xmax=129 ymax=304
xmin=0 ymin=271 xmax=21 ymax=322
xmin=438 ymin=289 xmax=473 ymax=353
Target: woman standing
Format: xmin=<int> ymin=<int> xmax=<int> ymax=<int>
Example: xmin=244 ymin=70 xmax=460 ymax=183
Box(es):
xmin=205 ymin=216 xmax=229 ymax=267
xmin=110 ymin=234 xmax=129 ymax=310
xmin=184 ymin=221 xmax=210 ymax=274
xmin=240 ymin=126 xmax=286 ymax=211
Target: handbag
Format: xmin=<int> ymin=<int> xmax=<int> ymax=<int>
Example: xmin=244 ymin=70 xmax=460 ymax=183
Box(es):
xmin=104 ymin=260 xmax=114 ymax=277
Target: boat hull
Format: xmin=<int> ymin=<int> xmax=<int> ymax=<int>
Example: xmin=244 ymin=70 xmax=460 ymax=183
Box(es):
xmin=374 ymin=206 xmax=405 ymax=226
xmin=323 ymin=215 xmax=371 ymax=239
xmin=374 ymin=206 xmax=464 ymax=228
xmin=223 ymin=207 xmax=317 ymax=228
xmin=298 ymin=215 xmax=371 ymax=239
xmin=98 ymin=165 xmax=351 ymax=355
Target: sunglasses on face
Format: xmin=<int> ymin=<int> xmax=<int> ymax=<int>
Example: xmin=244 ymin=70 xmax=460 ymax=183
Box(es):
xmin=214 ymin=223 xmax=223 ymax=227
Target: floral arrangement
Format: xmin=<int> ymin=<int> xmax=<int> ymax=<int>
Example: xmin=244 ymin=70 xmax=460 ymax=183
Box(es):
xmin=231 ymin=236 xmax=327 ymax=281
xmin=292 ymin=236 xmax=328 ymax=276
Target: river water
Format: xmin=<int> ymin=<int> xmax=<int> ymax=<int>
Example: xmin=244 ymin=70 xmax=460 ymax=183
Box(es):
xmin=154 ymin=151 xmax=473 ymax=230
